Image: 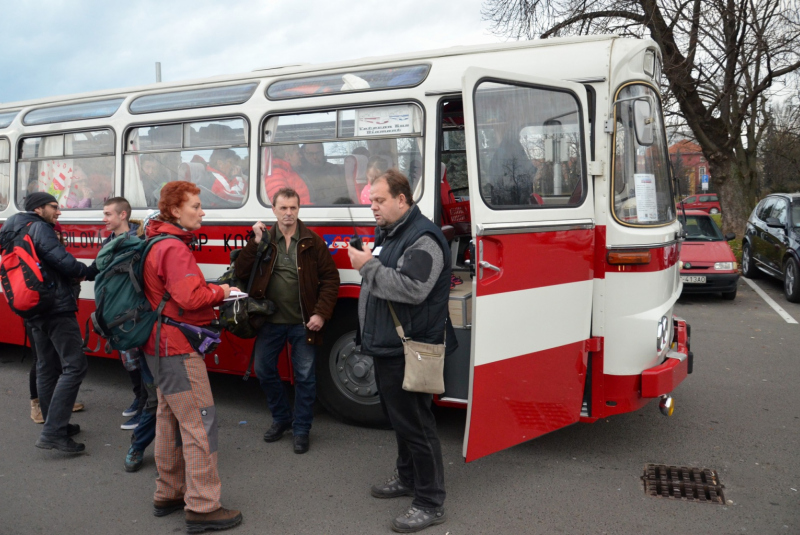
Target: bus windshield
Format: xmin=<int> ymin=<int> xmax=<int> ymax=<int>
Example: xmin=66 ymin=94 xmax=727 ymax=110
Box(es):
xmin=612 ymin=84 xmax=674 ymax=225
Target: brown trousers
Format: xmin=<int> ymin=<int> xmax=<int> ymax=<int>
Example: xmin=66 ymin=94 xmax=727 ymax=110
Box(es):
xmin=145 ymin=352 xmax=221 ymax=513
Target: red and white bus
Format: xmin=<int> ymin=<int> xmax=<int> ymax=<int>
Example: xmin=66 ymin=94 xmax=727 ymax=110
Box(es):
xmin=0 ymin=35 xmax=690 ymax=461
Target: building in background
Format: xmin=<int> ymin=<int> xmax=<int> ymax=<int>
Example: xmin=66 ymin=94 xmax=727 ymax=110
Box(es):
xmin=669 ymin=140 xmax=712 ymax=195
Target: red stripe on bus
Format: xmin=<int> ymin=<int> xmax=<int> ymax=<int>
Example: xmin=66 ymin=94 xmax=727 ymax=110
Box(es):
xmin=475 ymin=230 xmax=594 ymax=297
xmin=466 ymin=340 xmax=587 ymax=462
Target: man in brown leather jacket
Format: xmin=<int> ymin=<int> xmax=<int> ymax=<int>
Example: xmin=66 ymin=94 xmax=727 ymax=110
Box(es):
xmin=235 ymin=187 xmax=339 ymax=453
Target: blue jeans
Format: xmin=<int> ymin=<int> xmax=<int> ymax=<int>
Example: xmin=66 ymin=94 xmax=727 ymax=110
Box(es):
xmin=131 ymin=353 xmax=157 ymax=452
xmin=254 ymin=323 xmax=316 ymax=435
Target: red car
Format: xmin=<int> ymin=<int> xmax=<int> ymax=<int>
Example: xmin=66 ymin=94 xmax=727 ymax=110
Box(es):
xmin=679 ymin=210 xmax=739 ymax=299
xmin=676 ymin=193 xmax=722 ymax=214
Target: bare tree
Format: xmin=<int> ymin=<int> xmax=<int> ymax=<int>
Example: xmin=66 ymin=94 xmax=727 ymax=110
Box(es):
xmin=761 ymin=99 xmax=800 ymax=193
xmin=482 ymin=0 xmax=800 ymax=235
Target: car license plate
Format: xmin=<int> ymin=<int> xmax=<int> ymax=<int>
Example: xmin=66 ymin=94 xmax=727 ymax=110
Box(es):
xmin=681 ymin=275 xmax=706 ymax=284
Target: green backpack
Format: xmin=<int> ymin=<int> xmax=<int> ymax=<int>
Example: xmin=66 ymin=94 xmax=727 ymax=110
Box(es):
xmin=89 ymin=233 xmax=179 ymax=351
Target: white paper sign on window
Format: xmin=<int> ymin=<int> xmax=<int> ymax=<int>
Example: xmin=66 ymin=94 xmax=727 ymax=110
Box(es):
xmin=356 ymin=105 xmax=414 ymax=136
xmin=634 ymin=173 xmax=658 ymax=222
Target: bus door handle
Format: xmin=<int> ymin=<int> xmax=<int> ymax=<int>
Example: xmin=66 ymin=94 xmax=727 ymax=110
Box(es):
xmin=478 ymin=240 xmax=501 ymax=278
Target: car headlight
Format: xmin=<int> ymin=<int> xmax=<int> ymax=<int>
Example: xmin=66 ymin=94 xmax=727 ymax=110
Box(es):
xmin=714 ymin=262 xmax=737 ymax=270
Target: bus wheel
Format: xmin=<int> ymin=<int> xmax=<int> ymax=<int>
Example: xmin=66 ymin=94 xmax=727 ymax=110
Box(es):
xmin=317 ymin=310 xmax=388 ymax=427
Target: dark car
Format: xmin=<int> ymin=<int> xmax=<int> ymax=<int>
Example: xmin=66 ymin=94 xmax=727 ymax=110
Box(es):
xmin=741 ymin=193 xmax=800 ymax=302
xmin=676 ymin=193 xmax=722 ymax=214
xmin=678 ymin=210 xmax=739 ymax=299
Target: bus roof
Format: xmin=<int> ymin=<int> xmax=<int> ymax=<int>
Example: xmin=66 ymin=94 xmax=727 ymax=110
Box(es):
xmin=0 ymin=34 xmax=632 ymax=112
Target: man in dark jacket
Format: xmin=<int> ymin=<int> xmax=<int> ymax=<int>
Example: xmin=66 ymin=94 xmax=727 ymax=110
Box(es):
xmin=235 ymin=187 xmax=339 ymax=454
xmin=0 ymin=192 xmax=89 ymax=453
xmin=347 ymin=169 xmax=451 ymax=533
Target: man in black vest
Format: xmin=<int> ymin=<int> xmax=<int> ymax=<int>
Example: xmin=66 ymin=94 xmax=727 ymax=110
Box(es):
xmin=348 ymin=169 xmax=451 ymax=533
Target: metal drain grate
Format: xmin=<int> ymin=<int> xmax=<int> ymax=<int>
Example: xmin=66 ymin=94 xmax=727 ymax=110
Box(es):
xmin=642 ymin=464 xmax=725 ymax=504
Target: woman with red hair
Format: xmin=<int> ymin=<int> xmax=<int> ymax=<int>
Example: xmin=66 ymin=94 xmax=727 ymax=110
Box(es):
xmin=142 ymin=180 xmax=243 ymax=532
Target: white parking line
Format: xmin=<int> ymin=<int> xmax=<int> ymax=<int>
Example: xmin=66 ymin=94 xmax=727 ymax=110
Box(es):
xmin=742 ymin=278 xmax=799 ymax=324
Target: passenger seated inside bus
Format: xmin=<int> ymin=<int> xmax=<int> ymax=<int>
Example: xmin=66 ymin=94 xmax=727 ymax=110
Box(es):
xmin=358 ymin=155 xmax=391 ymax=204
xmin=207 ymin=148 xmax=247 ymax=202
xmin=298 ymin=143 xmax=351 ymax=204
xmin=139 ymin=154 xmax=170 ymax=205
xmin=175 ymin=153 xmax=244 ymax=209
xmin=263 ymin=144 xmax=311 ymax=205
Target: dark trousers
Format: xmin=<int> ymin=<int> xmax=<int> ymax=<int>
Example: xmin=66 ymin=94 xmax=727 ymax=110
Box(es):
xmin=373 ymin=354 xmax=446 ymax=509
xmin=131 ymin=354 xmax=157 ymax=452
xmin=28 ymin=314 xmax=88 ymax=439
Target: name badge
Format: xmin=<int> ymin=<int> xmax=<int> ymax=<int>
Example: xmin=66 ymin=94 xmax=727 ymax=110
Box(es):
xmin=372 ymin=246 xmax=382 ymax=256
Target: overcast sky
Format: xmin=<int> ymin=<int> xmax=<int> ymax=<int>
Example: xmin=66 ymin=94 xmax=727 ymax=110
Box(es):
xmin=0 ymin=0 xmax=502 ymax=104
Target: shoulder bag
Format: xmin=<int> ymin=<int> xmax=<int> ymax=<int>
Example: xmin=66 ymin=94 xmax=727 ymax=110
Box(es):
xmin=387 ymin=302 xmax=446 ymax=395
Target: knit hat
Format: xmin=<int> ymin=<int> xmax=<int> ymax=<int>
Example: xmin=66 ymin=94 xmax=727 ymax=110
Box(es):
xmin=25 ymin=192 xmax=58 ymax=212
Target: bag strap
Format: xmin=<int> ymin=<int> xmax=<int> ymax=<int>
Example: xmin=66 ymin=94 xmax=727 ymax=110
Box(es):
xmin=244 ymin=240 xmax=269 ymax=293
xmin=386 ymin=302 xmax=408 ymax=342
xmin=386 ymin=301 xmax=446 ymax=346
xmin=152 ymin=292 xmax=170 ymax=385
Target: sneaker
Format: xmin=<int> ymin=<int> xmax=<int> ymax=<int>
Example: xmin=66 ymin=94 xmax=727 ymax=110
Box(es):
xmin=263 ymin=420 xmax=293 ymax=443
xmin=293 ymin=434 xmax=309 ymax=454
xmin=185 ymin=507 xmax=242 ymax=533
xmin=30 ymin=399 xmax=44 ymax=424
xmin=371 ymin=470 xmax=415 ymax=499
xmin=391 ymin=506 xmax=446 ymax=533
xmin=153 ymin=498 xmax=185 ymax=517
xmin=121 ymin=413 xmax=140 ymax=430
xmin=124 ymin=446 xmax=144 ymax=472
xmin=66 ymin=423 xmax=81 ymax=437
xmin=122 ymin=399 xmax=140 ymax=417
xmin=35 ymin=436 xmax=85 ymax=453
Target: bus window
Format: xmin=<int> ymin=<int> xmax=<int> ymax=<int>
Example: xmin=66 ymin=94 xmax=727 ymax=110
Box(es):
xmin=612 ymin=84 xmax=674 ymax=225
xmin=474 ymin=81 xmax=585 ymax=208
xmin=124 ymin=117 xmax=249 ymax=209
xmin=16 ymin=130 xmax=115 ymax=210
xmin=0 ymin=138 xmax=9 ymax=210
xmin=260 ymin=103 xmax=423 ymax=206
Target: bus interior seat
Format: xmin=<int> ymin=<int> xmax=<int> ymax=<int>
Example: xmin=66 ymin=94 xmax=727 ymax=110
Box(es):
xmin=178 ymin=161 xmax=214 ymax=190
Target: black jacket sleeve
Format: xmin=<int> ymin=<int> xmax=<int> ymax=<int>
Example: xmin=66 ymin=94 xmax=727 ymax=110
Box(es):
xmin=29 ymin=221 xmax=87 ymax=279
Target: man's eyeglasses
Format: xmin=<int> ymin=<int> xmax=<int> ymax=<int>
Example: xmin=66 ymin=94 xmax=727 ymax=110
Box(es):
xmin=46 ymin=203 xmax=60 ymax=209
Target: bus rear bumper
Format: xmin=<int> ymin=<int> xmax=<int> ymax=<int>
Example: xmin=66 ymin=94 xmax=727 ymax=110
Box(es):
xmin=641 ymin=352 xmax=689 ymax=398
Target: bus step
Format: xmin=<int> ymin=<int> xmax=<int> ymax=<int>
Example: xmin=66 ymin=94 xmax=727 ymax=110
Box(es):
xmin=641 ymin=464 xmax=725 ymax=504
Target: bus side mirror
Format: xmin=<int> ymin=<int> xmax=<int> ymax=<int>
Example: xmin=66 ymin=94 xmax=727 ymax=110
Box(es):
xmin=634 ymin=100 xmax=654 ymax=146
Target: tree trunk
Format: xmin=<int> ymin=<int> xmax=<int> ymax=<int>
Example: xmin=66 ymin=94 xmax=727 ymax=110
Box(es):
xmin=712 ymin=155 xmax=758 ymax=238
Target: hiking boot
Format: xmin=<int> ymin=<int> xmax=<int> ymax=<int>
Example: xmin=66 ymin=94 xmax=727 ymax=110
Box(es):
xmin=30 ymin=399 xmax=44 ymax=424
xmin=72 ymin=402 xmax=85 ymax=412
xmin=263 ymin=420 xmax=293 ymax=442
xmin=293 ymin=434 xmax=309 ymax=454
xmin=153 ymin=498 xmax=185 ymax=517
xmin=391 ymin=506 xmax=446 ymax=533
xmin=122 ymin=398 xmax=140 ymax=417
xmin=185 ymin=507 xmax=243 ymax=533
xmin=120 ymin=412 xmax=141 ymax=430
xmin=35 ymin=436 xmax=85 ymax=453
xmin=124 ymin=446 xmax=144 ymax=472
xmin=371 ymin=470 xmax=415 ymax=499
xmin=66 ymin=423 xmax=81 ymax=437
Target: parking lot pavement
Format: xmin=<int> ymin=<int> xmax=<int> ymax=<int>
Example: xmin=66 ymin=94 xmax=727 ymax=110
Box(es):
xmin=0 ymin=279 xmax=798 ymax=534
xmin=739 ymin=274 xmax=800 ymax=324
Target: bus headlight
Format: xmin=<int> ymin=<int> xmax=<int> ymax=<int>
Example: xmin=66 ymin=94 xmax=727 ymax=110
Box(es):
xmin=656 ymin=315 xmax=669 ymax=353
xmin=714 ymin=262 xmax=737 ymax=270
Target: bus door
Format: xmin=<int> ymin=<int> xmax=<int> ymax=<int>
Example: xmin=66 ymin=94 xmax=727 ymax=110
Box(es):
xmin=461 ymin=68 xmax=595 ymax=461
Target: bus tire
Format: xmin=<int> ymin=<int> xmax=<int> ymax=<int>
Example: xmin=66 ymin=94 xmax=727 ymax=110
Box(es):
xmin=316 ymin=303 xmax=388 ymax=428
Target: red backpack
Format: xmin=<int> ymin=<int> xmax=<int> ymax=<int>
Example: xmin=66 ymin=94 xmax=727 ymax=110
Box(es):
xmin=0 ymin=223 xmax=55 ymax=318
